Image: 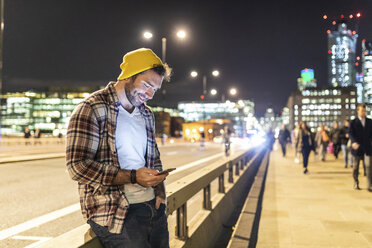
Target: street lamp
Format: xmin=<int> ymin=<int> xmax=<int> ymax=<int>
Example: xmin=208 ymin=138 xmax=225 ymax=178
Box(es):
xmin=212 ymin=70 xmax=220 ymax=77
xmin=210 ymin=88 xmax=217 ymax=96
xmin=143 ymin=29 xmax=187 ymax=63
xmin=177 ymin=30 xmax=186 ymax=39
xmin=190 ymin=70 xmax=220 ymax=97
xmin=229 ymin=88 xmax=237 ymax=96
xmin=190 ymin=71 xmax=198 ymax=78
xmin=143 ymin=31 xmax=153 ymax=39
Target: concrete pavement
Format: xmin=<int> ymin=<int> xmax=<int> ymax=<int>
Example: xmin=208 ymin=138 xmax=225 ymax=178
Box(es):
xmin=257 ymin=145 xmax=372 ymax=248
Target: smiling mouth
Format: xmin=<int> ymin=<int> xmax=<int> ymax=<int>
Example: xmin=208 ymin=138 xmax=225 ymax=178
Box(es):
xmin=138 ymin=94 xmax=146 ymax=102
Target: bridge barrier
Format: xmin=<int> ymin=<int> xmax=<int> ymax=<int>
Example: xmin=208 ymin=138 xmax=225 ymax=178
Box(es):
xmin=227 ymin=149 xmax=270 ymax=248
xmin=38 ymin=145 xmax=268 ymax=248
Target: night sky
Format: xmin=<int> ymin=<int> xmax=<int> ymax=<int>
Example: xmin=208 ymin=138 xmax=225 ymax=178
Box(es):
xmin=3 ymin=0 xmax=372 ymax=116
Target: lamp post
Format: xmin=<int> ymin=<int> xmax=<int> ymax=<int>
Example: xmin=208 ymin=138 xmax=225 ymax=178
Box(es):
xmin=143 ymin=29 xmax=187 ymax=63
xmin=210 ymin=87 xmax=238 ymax=102
xmin=190 ymin=69 xmax=220 ymax=100
xmin=190 ymin=70 xmax=220 ymax=148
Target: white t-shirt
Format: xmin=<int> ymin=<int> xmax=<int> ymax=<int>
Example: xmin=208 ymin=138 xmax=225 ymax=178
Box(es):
xmin=115 ymin=105 xmax=154 ymax=204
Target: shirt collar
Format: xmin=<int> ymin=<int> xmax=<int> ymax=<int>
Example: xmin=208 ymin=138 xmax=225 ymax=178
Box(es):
xmin=358 ymin=116 xmax=366 ymax=122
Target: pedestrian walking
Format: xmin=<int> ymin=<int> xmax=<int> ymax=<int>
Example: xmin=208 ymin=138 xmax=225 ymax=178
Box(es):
xmin=34 ymin=128 xmax=41 ymax=145
xmin=340 ymin=120 xmax=352 ymax=168
xmin=349 ymin=103 xmax=372 ymax=191
xmin=66 ymin=48 xmax=173 ymax=247
xmin=278 ymin=124 xmax=290 ymax=157
xmin=292 ymin=124 xmax=300 ymax=163
xmin=296 ymin=122 xmax=314 ymax=174
xmin=24 ymin=126 xmax=31 ymax=145
xmin=318 ymin=125 xmax=329 ymax=161
xmin=314 ymin=125 xmax=323 ymax=161
xmin=330 ymin=121 xmax=342 ymax=159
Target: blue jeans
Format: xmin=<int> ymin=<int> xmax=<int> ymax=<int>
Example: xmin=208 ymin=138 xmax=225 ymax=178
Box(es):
xmin=341 ymin=144 xmax=352 ymax=167
xmin=89 ymin=198 xmax=169 ymax=248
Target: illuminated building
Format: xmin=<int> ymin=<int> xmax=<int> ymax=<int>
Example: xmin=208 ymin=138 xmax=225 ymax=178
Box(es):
xmin=0 ymin=90 xmax=91 ymax=135
xmin=178 ymin=100 xmax=255 ymax=137
xmin=297 ymin=68 xmax=317 ymax=91
xmin=182 ymin=119 xmax=232 ymax=142
xmin=0 ymin=90 xmax=185 ymax=137
xmin=355 ymin=73 xmax=364 ymax=103
xmin=281 ymin=107 xmax=290 ymax=125
xmin=151 ymin=107 xmax=183 ymax=137
xmin=362 ymin=40 xmax=372 ymax=103
xmin=287 ymin=86 xmax=357 ymax=131
xmin=328 ymin=21 xmax=357 ymax=87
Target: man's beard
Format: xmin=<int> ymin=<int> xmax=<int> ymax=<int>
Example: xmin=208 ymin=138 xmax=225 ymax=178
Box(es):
xmin=125 ymin=81 xmax=146 ymax=107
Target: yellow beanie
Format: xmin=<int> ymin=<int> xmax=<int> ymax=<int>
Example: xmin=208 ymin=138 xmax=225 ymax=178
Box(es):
xmin=117 ymin=48 xmax=163 ymax=80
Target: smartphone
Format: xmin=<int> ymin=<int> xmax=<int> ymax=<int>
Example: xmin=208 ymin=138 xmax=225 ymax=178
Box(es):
xmin=158 ymin=168 xmax=176 ymax=175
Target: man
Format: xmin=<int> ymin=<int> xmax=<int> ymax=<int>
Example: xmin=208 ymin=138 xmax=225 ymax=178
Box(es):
xmin=66 ymin=48 xmax=172 ymax=247
xmin=278 ymin=124 xmax=290 ymax=157
xmin=349 ymin=103 xmax=372 ymax=191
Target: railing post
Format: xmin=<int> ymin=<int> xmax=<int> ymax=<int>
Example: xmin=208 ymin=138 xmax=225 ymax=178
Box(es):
xmin=218 ymin=174 xmax=225 ymax=193
xmin=176 ymin=203 xmax=188 ymax=240
xmin=235 ymin=161 xmax=240 ymax=176
xmin=228 ymin=162 xmax=234 ymax=183
xmin=241 ymin=158 xmax=244 ymax=170
xmin=203 ymin=184 xmax=212 ymax=210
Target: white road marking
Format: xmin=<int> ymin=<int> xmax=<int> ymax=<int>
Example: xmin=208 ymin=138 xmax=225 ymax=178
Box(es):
xmin=164 ymin=151 xmax=178 ymax=156
xmin=170 ymin=153 xmax=223 ymax=175
xmin=12 ymin=235 xmax=52 ymax=241
xmin=0 ymin=203 xmax=80 ymax=241
xmin=12 ymin=235 xmax=52 ymax=248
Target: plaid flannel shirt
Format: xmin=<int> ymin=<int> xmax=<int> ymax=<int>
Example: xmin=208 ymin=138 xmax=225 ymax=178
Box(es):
xmin=66 ymin=82 xmax=163 ymax=234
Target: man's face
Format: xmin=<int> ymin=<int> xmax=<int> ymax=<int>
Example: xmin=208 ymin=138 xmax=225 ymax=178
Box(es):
xmin=357 ymin=107 xmax=366 ymax=119
xmin=125 ymin=69 xmax=163 ymax=107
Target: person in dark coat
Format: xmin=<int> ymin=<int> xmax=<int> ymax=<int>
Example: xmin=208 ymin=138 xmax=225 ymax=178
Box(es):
xmin=330 ymin=121 xmax=342 ymax=159
xmin=296 ymin=121 xmax=314 ymax=174
xmin=349 ymin=104 xmax=372 ymax=191
xmin=278 ymin=124 xmax=291 ymax=157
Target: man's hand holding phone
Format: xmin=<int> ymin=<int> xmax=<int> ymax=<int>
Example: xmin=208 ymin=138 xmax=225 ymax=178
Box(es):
xmin=157 ymin=168 xmax=176 ymax=175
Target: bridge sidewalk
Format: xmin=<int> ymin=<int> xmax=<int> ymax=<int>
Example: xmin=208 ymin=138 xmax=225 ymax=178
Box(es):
xmin=257 ymin=145 xmax=372 ymax=248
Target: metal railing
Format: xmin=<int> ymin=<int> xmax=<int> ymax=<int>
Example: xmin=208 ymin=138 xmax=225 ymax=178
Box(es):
xmin=166 ymin=146 xmax=262 ymax=241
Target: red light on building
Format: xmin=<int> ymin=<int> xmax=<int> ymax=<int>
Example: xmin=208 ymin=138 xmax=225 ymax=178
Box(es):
xmin=352 ymin=31 xmax=356 ymax=35
xmin=332 ymin=21 xmax=336 ymax=25
xmin=357 ymin=56 xmax=360 ymax=60
xmin=349 ymin=14 xmax=353 ymax=19
xmin=357 ymin=13 xmax=361 ymax=18
xmin=363 ymin=39 xmax=366 ymax=43
xmin=355 ymin=62 xmax=359 ymax=66
xmin=328 ymin=50 xmax=332 ymax=54
xmin=341 ymin=14 xmax=344 ymax=18
xmin=323 ymin=15 xmax=327 ymax=20
xmin=327 ymin=30 xmax=331 ymax=34
xmin=365 ymin=51 xmax=369 ymax=55
xmin=200 ymin=95 xmax=204 ymax=100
